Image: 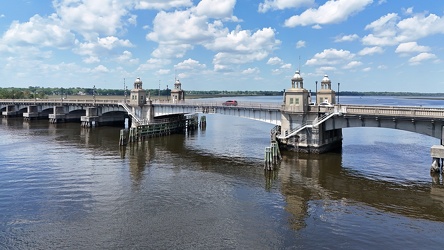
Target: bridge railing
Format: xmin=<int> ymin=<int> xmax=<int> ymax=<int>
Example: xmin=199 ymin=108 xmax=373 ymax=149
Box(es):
xmin=152 ymin=100 xmax=282 ymax=109
xmin=0 ymin=99 xmax=126 ymax=105
xmin=340 ymin=104 xmax=444 ymax=118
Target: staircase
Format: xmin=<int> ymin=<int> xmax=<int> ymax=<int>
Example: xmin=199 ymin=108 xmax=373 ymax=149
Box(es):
xmin=118 ymin=102 xmax=142 ymax=123
xmin=277 ymin=111 xmax=340 ymax=140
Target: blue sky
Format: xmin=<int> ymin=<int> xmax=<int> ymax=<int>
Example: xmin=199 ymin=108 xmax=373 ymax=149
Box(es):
xmin=0 ymin=0 xmax=443 ymax=92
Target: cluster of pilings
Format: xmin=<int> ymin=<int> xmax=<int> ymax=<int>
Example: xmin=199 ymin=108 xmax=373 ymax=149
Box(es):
xmin=431 ymin=145 xmax=444 ymax=173
xmin=119 ymin=115 xmax=201 ymax=146
xmin=264 ymin=142 xmax=282 ymax=170
xmin=199 ymin=116 xmax=206 ymax=128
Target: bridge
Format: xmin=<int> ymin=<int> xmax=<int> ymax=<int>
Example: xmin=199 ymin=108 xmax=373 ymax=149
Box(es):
xmin=2 ymin=74 xmax=444 ymax=172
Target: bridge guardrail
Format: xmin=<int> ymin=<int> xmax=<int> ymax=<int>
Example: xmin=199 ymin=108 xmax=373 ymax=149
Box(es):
xmin=152 ymin=100 xmax=282 ymax=110
xmin=340 ymin=104 xmax=444 ymax=118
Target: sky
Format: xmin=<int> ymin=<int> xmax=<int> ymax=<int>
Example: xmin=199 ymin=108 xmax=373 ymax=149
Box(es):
xmin=0 ymin=0 xmax=443 ymax=93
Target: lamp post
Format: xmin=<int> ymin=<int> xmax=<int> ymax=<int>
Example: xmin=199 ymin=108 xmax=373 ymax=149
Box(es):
xmin=33 ymin=87 xmax=37 ymax=104
xmin=315 ymin=81 xmax=318 ymax=104
xmin=60 ymin=87 xmax=63 ymax=105
xmin=123 ymin=78 xmax=127 ymax=102
xmin=337 ymin=82 xmax=340 ymax=104
xmin=93 ymin=85 xmax=96 ymax=106
xmin=158 ymin=80 xmax=161 ymax=99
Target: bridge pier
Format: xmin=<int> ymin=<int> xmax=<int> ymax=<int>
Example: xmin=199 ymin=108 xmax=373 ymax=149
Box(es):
xmin=49 ymin=106 xmax=68 ymax=123
xmin=23 ymin=105 xmax=41 ymax=120
xmin=2 ymin=105 xmax=18 ymax=117
xmin=81 ymin=107 xmax=100 ymax=127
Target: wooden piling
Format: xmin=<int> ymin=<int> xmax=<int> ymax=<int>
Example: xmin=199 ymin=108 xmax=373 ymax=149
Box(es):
xmin=264 ymin=142 xmax=282 ymax=170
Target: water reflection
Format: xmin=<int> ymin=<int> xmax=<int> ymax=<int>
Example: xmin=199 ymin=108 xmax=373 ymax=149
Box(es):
xmin=275 ymin=151 xmax=444 ymax=225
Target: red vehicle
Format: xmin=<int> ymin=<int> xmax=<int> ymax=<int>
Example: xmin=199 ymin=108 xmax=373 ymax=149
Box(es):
xmin=222 ymin=100 xmax=238 ymax=106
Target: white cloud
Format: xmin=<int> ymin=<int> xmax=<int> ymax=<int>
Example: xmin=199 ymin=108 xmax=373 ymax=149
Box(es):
xmin=147 ymin=9 xmax=228 ymax=44
xmin=281 ymin=63 xmax=292 ymax=69
xmin=175 ymin=58 xmax=206 ymax=70
xmin=363 ymin=12 xmax=444 ymax=47
xmin=362 ymin=13 xmax=399 ymax=46
xmin=284 ymin=0 xmax=373 ymax=27
xmin=156 ymin=69 xmax=171 ymax=75
xmin=343 ymin=61 xmax=363 ymax=69
xmin=195 ymin=0 xmax=237 ymax=20
xmin=137 ymin=58 xmax=171 ymax=71
xmin=242 ymin=67 xmax=260 ymax=74
xmin=117 ymin=51 xmax=139 ymax=64
xmin=135 ymin=0 xmax=193 ymax=10
xmin=74 ymin=36 xmax=133 ymax=60
xmin=91 ymin=65 xmax=109 ymax=73
xmin=296 ymin=40 xmax=306 ymax=48
xmin=306 ymin=48 xmax=355 ymax=66
xmin=258 ymin=0 xmax=314 ymax=13
xmin=53 ymin=0 xmax=132 ymax=40
xmin=207 ymin=27 xmax=280 ymax=70
xmin=403 ymin=7 xmax=414 ymax=15
xmin=267 ymin=57 xmax=283 ymax=65
xmin=358 ymin=46 xmax=383 ymax=56
xmin=395 ymin=42 xmax=430 ymax=55
xmin=335 ymin=34 xmax=359 ymax=42
xmin=408 ymin=52 xmax=437 ymax=65
xmin=2 ymin=14 xmax=75 ymax=49
xmin=84 ymin=56 xmax=100 ymax=64
xmin=396 ymin=13 xmax=444 ymax=42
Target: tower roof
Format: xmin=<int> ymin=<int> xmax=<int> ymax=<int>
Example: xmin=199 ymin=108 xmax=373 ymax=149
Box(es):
xmin=134 ymin=77 xmax=142 ymax=84
xmin=291 ymin=70 xmax=303 ymax=81
xmin=321 ymin=75 xmax=331 ymax=84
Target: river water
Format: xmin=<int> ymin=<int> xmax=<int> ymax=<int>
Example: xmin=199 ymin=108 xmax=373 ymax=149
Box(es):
xmin=1 ymin=96 xmax=444 ymax=249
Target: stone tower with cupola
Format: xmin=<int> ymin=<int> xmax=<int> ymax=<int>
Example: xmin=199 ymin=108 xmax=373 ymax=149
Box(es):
xmin=283 ymin=70 xmax=310 ymax=112
xmin=317 ymin=75 xmax=336 ymax=104
xmin=170 ymin=78 xmax=185 ymax=102
xmin=130 ymin=77 xmax=146 ymax=107
xmin=127 ymin=77 xmax=153 ymax=127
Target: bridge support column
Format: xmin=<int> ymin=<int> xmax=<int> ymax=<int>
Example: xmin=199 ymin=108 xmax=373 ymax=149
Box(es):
xmin=81 ymin=107 xmax=100 ymax=128
xmin=23 ymin=105 xmax=41 ymax=120
xmin=49 ymin=106 xmax=68 ymax=123
xmin=2 ymin=105 xmax=18 ymax=117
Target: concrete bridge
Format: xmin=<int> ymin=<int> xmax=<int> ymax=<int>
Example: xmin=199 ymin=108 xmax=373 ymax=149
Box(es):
xmin=2 ymin=75 xmax=444 ymax=172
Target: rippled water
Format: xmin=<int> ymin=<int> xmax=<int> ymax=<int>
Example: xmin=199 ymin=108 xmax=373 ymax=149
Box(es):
xmin=1 ymin=96 xmax=444 ymax=249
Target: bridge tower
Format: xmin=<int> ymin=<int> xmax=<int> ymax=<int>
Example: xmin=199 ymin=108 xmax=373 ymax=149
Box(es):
xmin=128 ymin=77 xmax=153 ymax=126
xmin=171 ymin=79 xmax=185 ymax=102
xmin=130 ymin=77 xmax=146 ymax=107
xmin=317 ymin=75 xmax=336 ymax=104
xmin=278 ymin=71 xmax=342 ymax=153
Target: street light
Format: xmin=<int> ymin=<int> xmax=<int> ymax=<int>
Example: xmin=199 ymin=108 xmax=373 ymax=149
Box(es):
xmin=60 ymin=87 xmax=64 ymax=105
xmin=337 ymin=82 xmax=340 ymax=104
xmin=93 ymin=85 xmax=96 ymax=105
xmin=34 ymin=87 xmax=37 ymax=104
xmin=315 ymin=81 xmax=318 ymax=104
xmin=123 ymin=78 xmax=127 ymax=102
